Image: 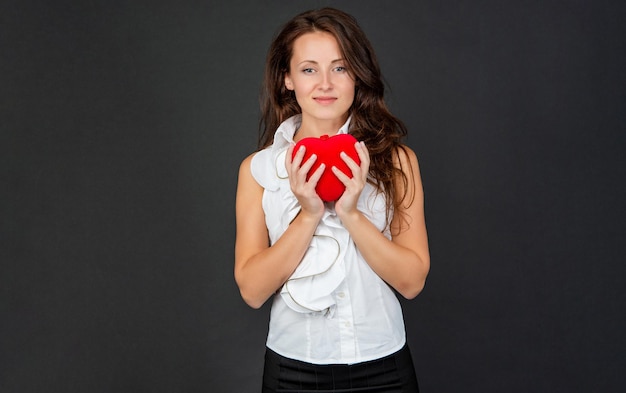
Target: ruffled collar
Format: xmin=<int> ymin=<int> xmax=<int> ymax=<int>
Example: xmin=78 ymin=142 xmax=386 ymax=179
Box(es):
xmin=268 ymin=115 xmax=353 ymax=317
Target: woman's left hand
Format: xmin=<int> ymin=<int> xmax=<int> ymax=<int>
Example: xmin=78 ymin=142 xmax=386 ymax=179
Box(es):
xmin=333 ymin=141 xmax=370 ymax=218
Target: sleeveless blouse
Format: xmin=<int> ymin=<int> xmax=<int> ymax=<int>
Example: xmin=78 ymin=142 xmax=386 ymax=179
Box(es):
xmin=250 ymin=115 xmax=406 ymax=364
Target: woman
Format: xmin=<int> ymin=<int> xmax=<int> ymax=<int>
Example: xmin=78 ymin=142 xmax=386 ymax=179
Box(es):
xmin=235 ymin=7 xmax=429 ymax=392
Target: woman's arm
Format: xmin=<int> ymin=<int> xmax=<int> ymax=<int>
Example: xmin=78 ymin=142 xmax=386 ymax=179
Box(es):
xmin=234 ymin=148 xmax=325 ymax=309
xmin=334 ymin=144 xmax=430 ymax=299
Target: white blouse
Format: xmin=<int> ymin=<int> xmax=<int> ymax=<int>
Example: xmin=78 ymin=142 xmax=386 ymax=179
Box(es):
xmin=250 ymin=115 xmax=406 ymax=365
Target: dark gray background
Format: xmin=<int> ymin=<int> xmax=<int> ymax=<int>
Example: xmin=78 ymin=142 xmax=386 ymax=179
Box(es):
xmin=2 ymin=0 xmax=625 ymax=392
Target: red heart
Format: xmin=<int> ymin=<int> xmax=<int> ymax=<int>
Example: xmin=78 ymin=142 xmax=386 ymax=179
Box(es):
xmin=293 ymin=134 xmax=360 ymax=201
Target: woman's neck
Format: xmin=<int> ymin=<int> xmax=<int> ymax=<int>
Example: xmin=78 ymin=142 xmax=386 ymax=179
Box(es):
xmin=295 ymin=114 xmax=348 ymax=140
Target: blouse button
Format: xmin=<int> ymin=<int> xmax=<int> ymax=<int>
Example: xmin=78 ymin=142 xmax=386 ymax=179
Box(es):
xmin=337 ymin=292 xmax=345 ymax=299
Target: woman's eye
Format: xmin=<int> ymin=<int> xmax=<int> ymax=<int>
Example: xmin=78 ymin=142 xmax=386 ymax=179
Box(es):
xmin=334 ymin=66 xmax=347 ymax=72
xmin=302 ymin=68 xmax=315 ymax=74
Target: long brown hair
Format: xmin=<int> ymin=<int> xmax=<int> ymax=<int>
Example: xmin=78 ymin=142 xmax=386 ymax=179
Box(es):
xmin=258 ymin=7 xmax=414 ymax=226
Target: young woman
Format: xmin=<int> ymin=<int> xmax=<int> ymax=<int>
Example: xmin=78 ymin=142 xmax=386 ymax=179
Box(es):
xmin=235 ymin=7 xmax=429 ymax=392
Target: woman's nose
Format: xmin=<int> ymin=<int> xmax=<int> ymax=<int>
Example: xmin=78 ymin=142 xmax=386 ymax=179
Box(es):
xmin=318 ymin=71 xmax=332 ymax=90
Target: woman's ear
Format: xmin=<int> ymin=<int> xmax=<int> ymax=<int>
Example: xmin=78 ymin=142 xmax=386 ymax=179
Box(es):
xmin=284 ymin=73 xmax=294 ymax=90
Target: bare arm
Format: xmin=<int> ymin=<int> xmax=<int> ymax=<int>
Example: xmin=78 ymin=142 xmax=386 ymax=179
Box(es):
xmin=234 ymin=147 xmax=325 ymax=308
xmin=333 ymin=144 xmax=430 ymax=299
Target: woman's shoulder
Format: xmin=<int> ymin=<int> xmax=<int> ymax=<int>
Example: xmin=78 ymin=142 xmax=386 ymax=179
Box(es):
xmin=240 ymin=151 xmax=255 ymax=165
xmin=392 ymin=144 xmax=419 ymax=169
xmin=239 ymin=147 xmax=280 ymax=191
xmin=239 ymin=146 xmax=271 ymax=169
xmin=238 ymin=151 xmax=258 ymax=177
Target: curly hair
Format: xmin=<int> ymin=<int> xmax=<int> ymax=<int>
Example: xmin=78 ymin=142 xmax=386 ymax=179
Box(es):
xmin=258 ymin=7 xmax=414 ymax=227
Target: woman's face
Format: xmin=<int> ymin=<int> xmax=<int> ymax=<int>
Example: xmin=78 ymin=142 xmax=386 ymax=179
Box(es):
xmin=285 ymin=31 xmax=355 ymax=128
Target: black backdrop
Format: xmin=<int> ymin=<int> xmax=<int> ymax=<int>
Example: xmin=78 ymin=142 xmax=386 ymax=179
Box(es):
xmin=2 ymin=0 xmax=625 ymax=392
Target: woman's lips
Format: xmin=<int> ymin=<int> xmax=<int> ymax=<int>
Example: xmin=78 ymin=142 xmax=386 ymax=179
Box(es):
xmin=314 ymin=97 xmax=337 ymax=105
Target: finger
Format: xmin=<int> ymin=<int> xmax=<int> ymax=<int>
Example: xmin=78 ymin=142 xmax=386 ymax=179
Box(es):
xmin=285 ymin=143 xmax=297 ymax=178
xmin=285 ymin=143 xmax=295 ymax=164
xmin=290 ymin=144 xmax=306 ymax=168
xmin=340 ymin=151 xmax=360 ymax=173
xmin=331 ymin=165 xmax=351 ymax=184
xmin=355 ymin=142 xmax=370 ymax=181
xmin=299 ymin=153 xmax=318 ymax=178
xmin=356 ymin=141 xmax=370 ymax=166
xmin=308 ymin=162 xmax=326 ymax=185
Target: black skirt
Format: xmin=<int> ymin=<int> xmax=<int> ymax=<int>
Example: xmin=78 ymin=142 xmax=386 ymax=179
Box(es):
xmin=262 ymin=344 xmax=419 ymax=393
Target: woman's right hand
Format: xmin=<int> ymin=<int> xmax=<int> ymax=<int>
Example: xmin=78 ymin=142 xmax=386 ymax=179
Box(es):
xmin=285 ymin=143 xmax=325 ymax=219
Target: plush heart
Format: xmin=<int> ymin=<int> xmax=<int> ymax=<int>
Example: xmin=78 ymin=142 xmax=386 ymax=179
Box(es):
xmin=292 ymin=133 xmax=360 ymax=202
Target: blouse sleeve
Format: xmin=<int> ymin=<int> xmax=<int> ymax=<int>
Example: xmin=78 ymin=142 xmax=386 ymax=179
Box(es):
xmin=250 ymin=147 xmax=280 ymax=191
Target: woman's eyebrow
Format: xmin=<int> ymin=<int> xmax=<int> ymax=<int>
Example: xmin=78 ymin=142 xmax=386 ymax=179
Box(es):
xmin=297 ymin=58 xmax=344 ymax=66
